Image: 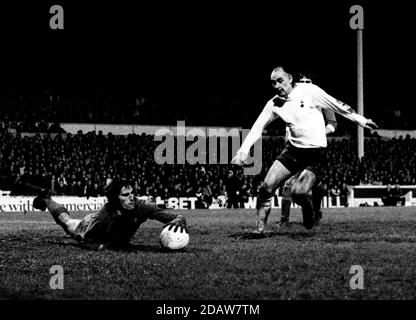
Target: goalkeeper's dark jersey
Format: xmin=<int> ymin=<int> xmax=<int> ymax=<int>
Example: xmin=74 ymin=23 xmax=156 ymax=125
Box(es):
xmin=77 ymin=197 xmax=178 ymax=247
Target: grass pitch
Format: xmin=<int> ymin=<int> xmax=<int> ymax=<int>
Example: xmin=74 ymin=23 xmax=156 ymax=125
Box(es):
xmin=1 ymin=207 xmax=416 ymax=299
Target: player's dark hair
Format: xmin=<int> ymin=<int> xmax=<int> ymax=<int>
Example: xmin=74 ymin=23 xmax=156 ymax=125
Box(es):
xmin=104 ymin=178 xmax=132 ymax=207
xmin=272 ymin=65 xmax=303 ymax=84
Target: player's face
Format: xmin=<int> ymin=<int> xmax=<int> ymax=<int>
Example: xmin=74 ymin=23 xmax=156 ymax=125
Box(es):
xmin=271 ymin=68 xmax=293 ymax=97
xmin=119 ymin=186 xmax=135 ymax=210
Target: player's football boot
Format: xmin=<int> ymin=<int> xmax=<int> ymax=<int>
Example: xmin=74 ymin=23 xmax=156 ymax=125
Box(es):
xmin=276 ymin=220 xmax=291 ymax=228
xmin=251 ymin=229 xmax=266 ymax=238
xmin=254 ymin=219 xmax=267 ymax=236
xmin=302 ymin=206 xmax=316 ymax=230
xmin=33 ymin=189 xmax=54 ymax=211
xmin=314 ymin=210 xmax=323 ymax=224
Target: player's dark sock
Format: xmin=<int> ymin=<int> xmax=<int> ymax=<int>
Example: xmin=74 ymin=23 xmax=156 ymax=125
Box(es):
xmin=314 ymin=209 xmax=323 ymax=222
xmin=312 ymin=184 xmax=323 ymax=222
xmin=292 ymin=193 xmax=315 ymax=230
xmin=281 ymin=199 xmax=291 ymax=223
xmin=301 ymin=204 xmax=315 ymax=229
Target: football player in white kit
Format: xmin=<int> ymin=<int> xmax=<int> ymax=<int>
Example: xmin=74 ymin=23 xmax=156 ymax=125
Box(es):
xmin=278 ymin=106 xmax=337 ymax=229
xmin=278 ymin=75 xmax=338 ymax=229
xmin=232 ymin=65 xmax=378 ymax=233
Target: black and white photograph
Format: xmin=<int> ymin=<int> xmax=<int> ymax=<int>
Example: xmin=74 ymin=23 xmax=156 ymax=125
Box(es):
xmin=0 ymin=0 xmax=415 ymax=309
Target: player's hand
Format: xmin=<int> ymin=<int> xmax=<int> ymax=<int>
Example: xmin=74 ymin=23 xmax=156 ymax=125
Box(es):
xmin=231 ymin=150 xmax=248 ymax=166
xmin=165 ymin=215 xmax=187 ymax=233
xmin=325 ymin=124 xmax=336 ymax=135
xmin=364 ymin=119 xmax=379 ymax=129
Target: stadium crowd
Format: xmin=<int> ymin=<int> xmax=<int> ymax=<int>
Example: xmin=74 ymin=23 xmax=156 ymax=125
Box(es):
xmin=1 ymin=122 xmax=415 ymax=207
xmin=0 ymin=89 xmax=250 ymax=129
xmin=1 ymin=89 xmax=413 ymax=131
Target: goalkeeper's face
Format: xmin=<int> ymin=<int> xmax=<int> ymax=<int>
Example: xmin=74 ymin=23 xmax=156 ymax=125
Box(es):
xmin=119 ymin=186 xmax=135 ymax=210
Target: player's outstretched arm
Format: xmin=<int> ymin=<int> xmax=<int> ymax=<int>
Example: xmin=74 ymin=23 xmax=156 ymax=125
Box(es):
xmin=232 ymin=100 xmax=276 ymax=166
xmin=311 ymin=84 xmax=379 ymax=129
xmin=322 ymin=108 xmax=337 ymax=134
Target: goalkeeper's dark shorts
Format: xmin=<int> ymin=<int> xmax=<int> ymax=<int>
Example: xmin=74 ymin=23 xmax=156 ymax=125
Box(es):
xmin=276 ymin=142 xmax=325 ymax=174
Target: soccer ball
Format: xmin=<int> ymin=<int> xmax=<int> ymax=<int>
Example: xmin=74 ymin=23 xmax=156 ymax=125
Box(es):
xmin=160 ymin=225 xmax=189 ymax=250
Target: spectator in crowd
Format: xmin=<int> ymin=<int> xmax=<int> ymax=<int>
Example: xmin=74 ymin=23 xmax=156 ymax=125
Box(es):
xmin=382 ymin=184 xmax=395 ymax=206
xmin=339 ymin=182 xmax=350 ymax=207
xmin=225 ymin=170 xmax=242 ymax=208
xmin=74 ymin=180 xmax=85 ymax=197
xmin=329 ymin=184 xmax=341 ymax=206
xmin=195 ymin=181 xmax=213 ymax=209
xmin=50 ymin=175 xmax=57 ymax=194
xmin=239 ymin=178 xmax=253 ymax=208
xmin=67 ymin=180 xmax=77 ymax=196
xmin=391 ymin=184 xmax=406 ymax=206
xmin=84 ymin=180 xmax=95 ymax=199
xmin=55 ymin=174 xmax=68 ymax=195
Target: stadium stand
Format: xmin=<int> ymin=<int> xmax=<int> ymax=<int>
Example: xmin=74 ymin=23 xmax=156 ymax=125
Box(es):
xmin=1 ymin=125 xmax=415 ymax=200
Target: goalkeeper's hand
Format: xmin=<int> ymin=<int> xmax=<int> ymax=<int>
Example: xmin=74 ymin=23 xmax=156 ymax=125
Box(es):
xmin=164 ymin=215 xmax=187 ymax=233
xmin=363 ymin=119 xmax=379 ymax=129
xmin=231 ymin=150 xmax=248 ymax=166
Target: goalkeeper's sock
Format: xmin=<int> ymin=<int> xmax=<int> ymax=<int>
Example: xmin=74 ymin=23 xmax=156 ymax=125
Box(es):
xmin=44 ymin=199 xmax=73 ymax=235
xmin=33 ymin=189 xmax=55 ymax=211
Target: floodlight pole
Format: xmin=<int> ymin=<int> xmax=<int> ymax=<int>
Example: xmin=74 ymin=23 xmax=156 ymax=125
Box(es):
xmin=357 ymin=29 xmax=364 ymax=160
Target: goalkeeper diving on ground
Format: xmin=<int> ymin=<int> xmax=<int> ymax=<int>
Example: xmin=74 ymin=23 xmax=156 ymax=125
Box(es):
xmin=26 ymin=179 xmax=187 ymax=250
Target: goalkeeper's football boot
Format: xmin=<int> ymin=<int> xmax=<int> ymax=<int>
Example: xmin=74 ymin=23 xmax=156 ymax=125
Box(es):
xmin=33 ymin=189 xmax=54 ymax=211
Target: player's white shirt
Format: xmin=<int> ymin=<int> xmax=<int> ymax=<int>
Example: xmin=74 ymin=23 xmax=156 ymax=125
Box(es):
xmin=272 ymin=83 xmax=329 ymax=148
xmin=240 ymin=83 xmax=368 ymax=152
